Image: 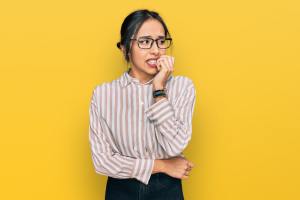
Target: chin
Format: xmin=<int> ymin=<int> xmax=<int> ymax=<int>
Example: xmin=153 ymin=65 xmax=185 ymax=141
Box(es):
xmin=145 ymin=67 xmax=158 ymax=75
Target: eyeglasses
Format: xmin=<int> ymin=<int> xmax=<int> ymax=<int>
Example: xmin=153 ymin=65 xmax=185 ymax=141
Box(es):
xmin=130 ymin=37 xmax=172 ymax=49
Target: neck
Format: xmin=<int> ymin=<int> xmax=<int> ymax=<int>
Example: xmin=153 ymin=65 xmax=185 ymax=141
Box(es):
xmin=128 ymin=67 xmax=154 ymax=84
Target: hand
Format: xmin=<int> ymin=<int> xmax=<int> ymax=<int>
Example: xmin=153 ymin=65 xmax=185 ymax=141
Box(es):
xmin=162 ymin=156 xmax=195 ymax=179
xmin=152 ymin=55 xmax=175 ymax=90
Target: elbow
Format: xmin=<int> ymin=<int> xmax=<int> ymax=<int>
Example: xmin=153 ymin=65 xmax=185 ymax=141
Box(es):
xmin=165 ymin=134 xmax=191 ymax=157
xmin=94 ymin=168 xmax=108 ymax=177
xmin=91 ymin=154 xmax=111 ymax=176
xmin=165 ymin=141 xmax=190 ymax=157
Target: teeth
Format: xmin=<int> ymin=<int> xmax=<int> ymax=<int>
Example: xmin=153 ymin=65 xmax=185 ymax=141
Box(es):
xmin=147 ymin=59 xmax=157 ymax=65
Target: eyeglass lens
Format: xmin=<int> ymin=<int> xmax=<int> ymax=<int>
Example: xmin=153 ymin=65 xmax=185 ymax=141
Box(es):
xmin=137 ymin=38 xmax=172 ymax=49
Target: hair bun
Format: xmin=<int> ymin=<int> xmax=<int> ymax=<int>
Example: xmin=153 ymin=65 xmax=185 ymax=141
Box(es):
xmin=117 ymin=42 xmax=121 ymax=49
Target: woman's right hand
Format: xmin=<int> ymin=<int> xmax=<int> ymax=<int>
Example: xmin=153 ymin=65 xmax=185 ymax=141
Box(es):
xmin=161 ymin=156 xmax=195 ymax=179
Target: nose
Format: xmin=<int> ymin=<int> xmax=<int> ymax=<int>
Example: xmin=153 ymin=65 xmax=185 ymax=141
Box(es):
xmin=149 ymin=41 xmax=159 ymax=54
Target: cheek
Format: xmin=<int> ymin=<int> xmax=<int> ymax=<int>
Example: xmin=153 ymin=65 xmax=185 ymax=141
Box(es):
xmin=160 ymin=49 xmax=166 ymax=55
xmin=132 ymin=49 xmax=147 ymax=63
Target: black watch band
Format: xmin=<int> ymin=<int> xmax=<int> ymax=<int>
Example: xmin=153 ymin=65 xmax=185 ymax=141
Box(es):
xmin=153 ymin=89 xmax=166 ymax=98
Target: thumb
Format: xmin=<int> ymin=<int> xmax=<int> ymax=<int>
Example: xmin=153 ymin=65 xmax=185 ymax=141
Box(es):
xmin=156 ymin=60 xmax=161 ymax=71
xmin=189 ymin=162 xmax=195 ymax=168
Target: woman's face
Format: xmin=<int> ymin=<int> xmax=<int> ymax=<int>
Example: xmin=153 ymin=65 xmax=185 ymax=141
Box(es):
xmin=128 ymin=19 xmax=167 ymax=79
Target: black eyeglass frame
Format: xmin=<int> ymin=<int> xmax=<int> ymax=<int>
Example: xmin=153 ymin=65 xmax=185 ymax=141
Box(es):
xmin=130 ymin=37 xmax=173 ymax=49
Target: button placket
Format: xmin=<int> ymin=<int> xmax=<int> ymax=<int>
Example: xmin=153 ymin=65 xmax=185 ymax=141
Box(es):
xmin=141 ymin=86 xmax=149 ymax=157
xmin=133 ymin=84 xmax=141 ymax=156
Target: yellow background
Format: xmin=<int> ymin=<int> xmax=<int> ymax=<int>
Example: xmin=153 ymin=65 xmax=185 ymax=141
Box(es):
xmin=1 ymin=1 xmax=299 ymax=199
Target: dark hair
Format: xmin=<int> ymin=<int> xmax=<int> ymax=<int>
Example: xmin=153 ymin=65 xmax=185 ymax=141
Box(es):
xmin=117 ymin=9 xmax=172 ymax=63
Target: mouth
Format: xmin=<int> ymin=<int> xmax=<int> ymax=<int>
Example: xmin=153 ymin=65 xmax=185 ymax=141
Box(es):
xmin=146 ymin=58 xmax=158 ymax=68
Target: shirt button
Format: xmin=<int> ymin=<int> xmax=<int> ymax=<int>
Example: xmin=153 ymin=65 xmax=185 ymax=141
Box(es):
xmin=145 ymin=147 xmax=150 ymax=153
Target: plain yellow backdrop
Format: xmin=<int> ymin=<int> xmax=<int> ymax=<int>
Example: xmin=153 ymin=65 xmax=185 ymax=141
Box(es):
xmin=0 ymin=1 xmax=299 ymax=199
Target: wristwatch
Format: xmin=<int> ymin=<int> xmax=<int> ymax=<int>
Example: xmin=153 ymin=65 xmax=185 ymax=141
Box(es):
xmin=153 ymin=89 xmax=167 ymax=98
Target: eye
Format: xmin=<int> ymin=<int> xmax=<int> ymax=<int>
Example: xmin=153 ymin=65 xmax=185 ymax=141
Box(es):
xmin=139 ymin=39 xmax=151 ymax=44
xmin=158 ymin=39 xmax=166 ymax=45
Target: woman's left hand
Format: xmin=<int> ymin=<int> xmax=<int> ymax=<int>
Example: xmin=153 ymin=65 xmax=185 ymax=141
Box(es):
xmin=152 ymin=55 xmax=174 ymax=90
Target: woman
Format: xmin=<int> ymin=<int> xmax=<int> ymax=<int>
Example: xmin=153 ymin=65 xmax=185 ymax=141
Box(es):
xmin=89 ymin=9 xmax=196 ymax=200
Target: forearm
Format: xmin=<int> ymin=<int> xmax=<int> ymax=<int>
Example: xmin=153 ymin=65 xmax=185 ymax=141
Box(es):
xmin=154 ymin=96 xmax=167 ymax=103
xmin=145 ymin=98 xmax=193 ymax=156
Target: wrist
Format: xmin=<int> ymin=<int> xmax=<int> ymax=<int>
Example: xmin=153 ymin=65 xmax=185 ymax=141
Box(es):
xmin=152 ymin=86 xmax=167 ymax=101
xmin=152 ymin=159 xmax=166 ymax=174
xmin=153 ymin=84 xmax=165 ymax=91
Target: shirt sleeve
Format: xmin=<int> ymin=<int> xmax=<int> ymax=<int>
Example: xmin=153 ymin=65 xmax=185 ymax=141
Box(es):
xmin=144 ymin=79 xmax=196 ymax=157
xmin=89 ymin=87 xmax=154 ymax=185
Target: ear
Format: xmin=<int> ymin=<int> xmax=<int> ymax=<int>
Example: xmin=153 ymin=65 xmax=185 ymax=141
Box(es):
xmin=120 ymin=45 xmax=126 ymax=55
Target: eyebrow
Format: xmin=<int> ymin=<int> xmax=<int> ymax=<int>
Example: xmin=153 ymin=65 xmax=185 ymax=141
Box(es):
xmin=138 ymin=35 xmax=166 ymax=39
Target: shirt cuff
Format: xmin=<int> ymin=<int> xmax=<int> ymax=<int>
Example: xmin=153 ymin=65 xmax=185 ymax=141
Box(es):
xmin=144 ymin=98 xmax=175 ymax=126
xmin=131 ymin=158 xmax=155 ymax=185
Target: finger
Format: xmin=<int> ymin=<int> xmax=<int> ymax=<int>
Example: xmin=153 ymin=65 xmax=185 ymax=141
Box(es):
xmin=185 ymin=166 xmax=192 ymax=172
xmin=187 ymin=164 xmax=193 ymax=170
xmin=164 ymin=59 xmax=172 ymax=76
xmin=159 ymin=57 xmax=169 ymax=69
xmin=157 ymin=58 xmax=163 ymax=70
xmin=170 ymin=56 xmax=174 ymax=71
xmin=187 ymin=161 xmax=194 ymax=168
xmin=189 ymin=162 xmax=195 ymax=168
xmin=166 ymin=56 xmax=173 ymax=71
xmin=186 ymin=166 xmax=192 ymax=171
xmin=161 ymin=56 xmax=173 ymax=77
xmin=181 ymin=175 xmax=189 ymax=179
xmin=167 ymin=56 xmax=173 ymax=71
xmin=185 ymin=170 xmax=190 ymax=176
xmin=159 ymin=58 xmax=170 ymax=72
xmin=156 ymin=60 xmax=161 ymax=71
xmin=162 ymin=57 xmax=172 ymax=74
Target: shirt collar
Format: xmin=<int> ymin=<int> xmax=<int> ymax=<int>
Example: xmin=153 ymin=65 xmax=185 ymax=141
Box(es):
xmin=118 ymin=68 xmax=173 ymax=88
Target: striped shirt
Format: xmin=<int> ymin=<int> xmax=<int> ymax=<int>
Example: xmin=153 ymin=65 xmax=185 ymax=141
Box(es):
xmin=88 ymin=69 xmax=196 ymax=185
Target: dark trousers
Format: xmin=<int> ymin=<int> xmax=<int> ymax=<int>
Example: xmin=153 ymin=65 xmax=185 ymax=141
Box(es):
xmin=105 ymin=172 xmax=184 ymax=200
